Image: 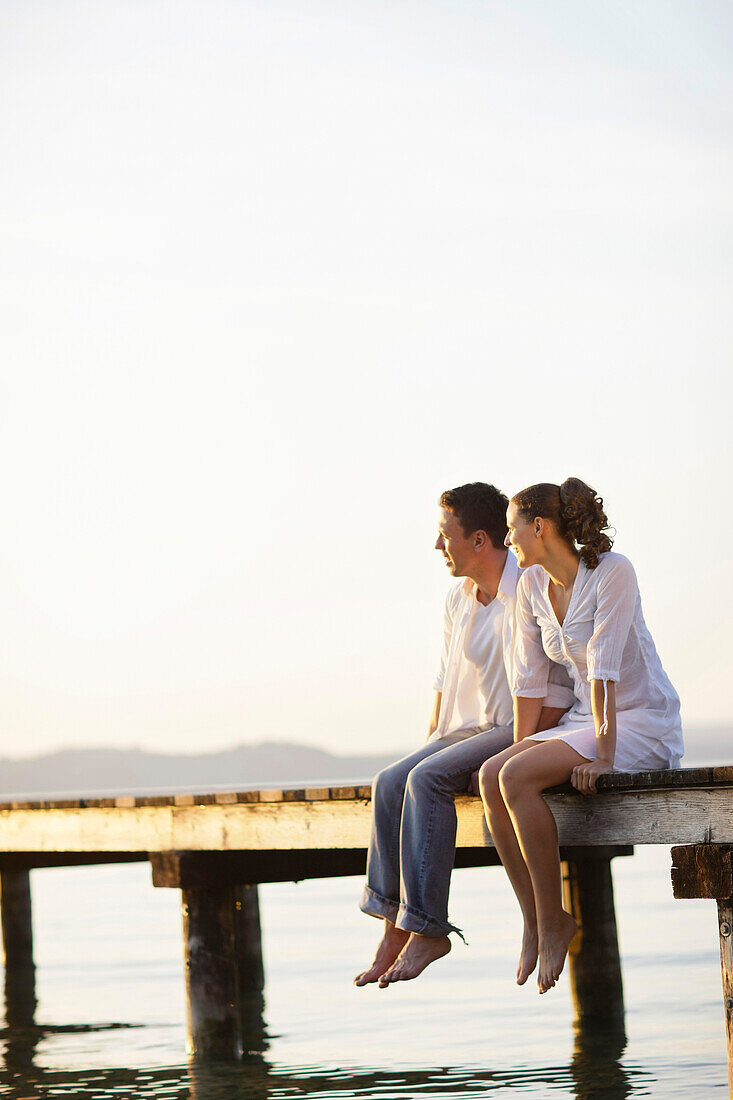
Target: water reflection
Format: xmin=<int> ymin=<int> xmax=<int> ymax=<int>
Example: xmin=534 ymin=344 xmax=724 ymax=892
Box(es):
xmin=0 ymin=1039 xmax=653 ymax=1100
xmin=0 ymin=1022 xmax=139 ymax=1073
xmin=0 ymin=969 xmax=651 ymax=1099
xmin=571 ymin=1023 xmax=635 ymax=1099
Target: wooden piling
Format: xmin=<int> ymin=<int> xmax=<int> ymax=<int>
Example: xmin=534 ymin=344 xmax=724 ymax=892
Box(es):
xmin=1 ymin=868 xmax=34 ymax=970
xmin=0 ymin=868 xmax=37 ymax=1026
xmin=717 ymin=900 xmax=733 ymax=1096
xmin=233 ymin=885 xmax=264 ymax=994
xmin=671 ymin=843 xmax=733 ymax=1094
xmin=233 ymin=885 xmax=267 ymax=1057
xmin=182 ymin=886 xmax=241 ymax=1061
xmin=562 ymin=849 xmax=626 ymax=1031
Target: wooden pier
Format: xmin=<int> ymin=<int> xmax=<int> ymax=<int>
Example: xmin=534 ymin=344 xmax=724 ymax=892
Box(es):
xmin=1 ymin=767 xmax=733 ymax=1088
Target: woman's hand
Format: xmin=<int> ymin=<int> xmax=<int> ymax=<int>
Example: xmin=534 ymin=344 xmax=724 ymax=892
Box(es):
xmin=571 ymin=758 xmax=613 ymax=795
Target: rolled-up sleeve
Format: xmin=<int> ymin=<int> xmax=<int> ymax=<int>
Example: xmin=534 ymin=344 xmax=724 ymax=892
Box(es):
xmin=586 ymin=556 xmax=638 ymax=683
xmin=512 ymin=574 xmax=551 ymax=698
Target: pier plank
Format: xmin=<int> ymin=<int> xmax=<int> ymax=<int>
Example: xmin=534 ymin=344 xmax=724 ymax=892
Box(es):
xmin=0 ymin=783 xmax=732 ymax=854
xmin=3 ymin=765 xmax=727 ymax=815
xmin=258 ymin=790 xmax=286 ymax=802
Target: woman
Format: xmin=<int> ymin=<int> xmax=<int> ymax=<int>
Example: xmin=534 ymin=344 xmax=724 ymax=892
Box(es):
xmin=478 ymin=478 xmax=683 ymax=995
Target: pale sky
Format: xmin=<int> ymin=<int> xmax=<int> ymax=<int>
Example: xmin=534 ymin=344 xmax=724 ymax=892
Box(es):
xmin=1 ymin=1 xmax=731 ymax=758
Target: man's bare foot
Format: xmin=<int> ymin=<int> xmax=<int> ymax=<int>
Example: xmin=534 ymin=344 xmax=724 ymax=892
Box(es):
xmin=516 ymin=922 xmax=538 ymax=986
xmin=354 ymin=922 xmax=410 ymax=986
xmin=537 ymin=910 xmax=578 ymax=994
xmin=377 ymin=932 xmax=451 ymax=987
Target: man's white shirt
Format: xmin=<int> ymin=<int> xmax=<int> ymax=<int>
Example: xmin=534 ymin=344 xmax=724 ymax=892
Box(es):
xmin=431 ymin=553 xmax=573 ymax=741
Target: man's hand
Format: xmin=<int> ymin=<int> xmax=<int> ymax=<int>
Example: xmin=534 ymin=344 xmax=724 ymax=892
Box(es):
xmin=571 ymin=759 xmax=613 ymax=795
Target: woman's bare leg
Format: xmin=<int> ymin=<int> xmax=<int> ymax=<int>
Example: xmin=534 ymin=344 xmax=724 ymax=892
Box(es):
xmin=478 ymin=740 xmax=545 ymax=985
xmin=498 ymin=740 xmax=587 ymax=993
xmin=354 ymin=919 xmax=410 ymax=985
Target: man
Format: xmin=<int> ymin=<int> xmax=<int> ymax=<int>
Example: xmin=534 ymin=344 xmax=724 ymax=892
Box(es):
xmin=354 ymin=482 xmax=573 ymax=988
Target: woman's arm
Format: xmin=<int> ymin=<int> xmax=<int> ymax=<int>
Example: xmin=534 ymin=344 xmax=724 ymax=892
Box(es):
xmin=573 ymin=556 xmax=637 ymax=795
xmin=591 ymin=679 xmax=616 ymax=766
xmin=571 ymin=679 xmax=617 ymax=794
xmin=510 ymin=573 xmax=554 ymax=735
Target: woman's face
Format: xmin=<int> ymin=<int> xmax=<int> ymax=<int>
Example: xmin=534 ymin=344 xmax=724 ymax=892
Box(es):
xmin=505 ymin=502 xmax=539 ymax=568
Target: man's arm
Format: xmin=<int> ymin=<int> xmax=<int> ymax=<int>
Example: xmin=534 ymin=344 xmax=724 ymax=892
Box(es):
xmin=427 ymin=691 xmax=442 ymax=742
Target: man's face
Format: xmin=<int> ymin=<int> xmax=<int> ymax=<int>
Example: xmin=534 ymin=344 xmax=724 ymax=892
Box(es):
xmin=435 ymin=507 xmax=475 ymax=577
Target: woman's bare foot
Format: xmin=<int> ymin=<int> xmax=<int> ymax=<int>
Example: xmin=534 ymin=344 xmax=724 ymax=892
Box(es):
xmin=516 ymin=922 xmax=538 ymax=985
xmin=354 ymin=922 xmax=410 ymax=986
xmin=537 ymin=910 xmax=578 ymax=994
xmin=377 ymin=933 xmax=451 ymax=987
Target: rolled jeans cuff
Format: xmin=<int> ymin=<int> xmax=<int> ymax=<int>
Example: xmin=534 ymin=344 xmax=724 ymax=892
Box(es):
xmin=395 ymin=900 xmax=464 ymax=942
xmin=359 ymin=883 xmax=399 ymax=924
xmin=360 ymin=884 xmax=464 ymax=941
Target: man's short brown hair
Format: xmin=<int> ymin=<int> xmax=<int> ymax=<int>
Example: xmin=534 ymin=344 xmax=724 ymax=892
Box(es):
xmin=439 ymin=482 xmax=509 ymax=548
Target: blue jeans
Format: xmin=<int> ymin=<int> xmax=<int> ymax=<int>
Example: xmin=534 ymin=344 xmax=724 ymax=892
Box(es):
xmin=359 ymin=724 xmax=514 ymax=939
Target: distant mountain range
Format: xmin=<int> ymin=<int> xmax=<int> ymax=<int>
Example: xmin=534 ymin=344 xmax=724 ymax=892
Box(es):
xmin=0 ymin=741 xmax=410 ymax=800
xmin=0 ymin=728 xmax=729 ymax=801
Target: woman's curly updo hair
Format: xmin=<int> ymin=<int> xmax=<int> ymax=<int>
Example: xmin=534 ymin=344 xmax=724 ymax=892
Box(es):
xmin=511 ymin=478 xmax=613 ymax=569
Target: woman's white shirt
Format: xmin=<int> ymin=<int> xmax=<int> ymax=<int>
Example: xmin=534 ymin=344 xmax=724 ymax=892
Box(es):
xmin=512 ymin=552 xmax=683 ymax=765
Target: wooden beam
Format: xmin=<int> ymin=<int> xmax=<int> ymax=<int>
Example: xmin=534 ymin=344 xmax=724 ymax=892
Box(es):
xmin=150 ymin=846 xmax=506 ymax=890
xmin=0 ymin=853 xmax=147 ymax=871
xmin=671 ymin=844 xmax=733 ymax=899
xmin=151 ymin=849 xmax=368 ymax=888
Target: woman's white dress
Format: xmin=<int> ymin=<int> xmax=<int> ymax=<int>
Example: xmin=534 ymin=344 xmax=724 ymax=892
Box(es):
xmin=513 ymin=552 xmax=683 ymax=771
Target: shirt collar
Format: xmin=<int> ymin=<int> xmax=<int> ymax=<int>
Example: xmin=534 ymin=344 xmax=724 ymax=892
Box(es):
xmin=496 ymin=551 xmax=519 ymax=603
xmin=461 ymin=551 xmax=519 ymax=605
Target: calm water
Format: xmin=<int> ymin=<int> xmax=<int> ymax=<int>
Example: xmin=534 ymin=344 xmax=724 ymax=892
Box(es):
xmin=0 ymin=846 xmax=727 ymax=1099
